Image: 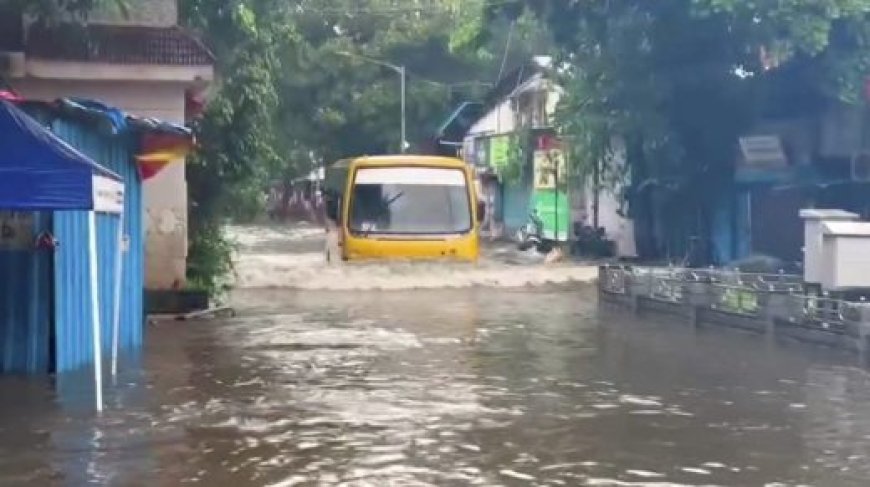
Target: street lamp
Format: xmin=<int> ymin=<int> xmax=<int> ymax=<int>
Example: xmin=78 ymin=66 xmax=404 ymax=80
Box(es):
xmin=336 ymin=51 xmax=407 ymax=153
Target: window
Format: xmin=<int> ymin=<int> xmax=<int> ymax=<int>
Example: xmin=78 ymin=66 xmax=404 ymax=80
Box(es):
xmin=349 ymin=167 xmax=472 ymax=235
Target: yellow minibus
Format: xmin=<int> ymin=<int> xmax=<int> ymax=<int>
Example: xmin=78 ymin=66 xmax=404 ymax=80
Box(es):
xmin=323 ymin=155 xmax=482 ymax=262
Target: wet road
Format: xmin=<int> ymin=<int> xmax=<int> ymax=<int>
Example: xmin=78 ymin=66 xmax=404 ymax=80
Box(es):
xmin=3 ymin=286 xmax=870 ymax=486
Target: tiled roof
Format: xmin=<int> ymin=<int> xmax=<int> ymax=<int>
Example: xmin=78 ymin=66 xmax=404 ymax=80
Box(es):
xmin=26 ymin=23 xmax=214 ymax=66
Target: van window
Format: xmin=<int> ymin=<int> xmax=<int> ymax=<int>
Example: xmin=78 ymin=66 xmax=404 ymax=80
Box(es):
xmin=349 ymin=167 xmax=471 ymax=234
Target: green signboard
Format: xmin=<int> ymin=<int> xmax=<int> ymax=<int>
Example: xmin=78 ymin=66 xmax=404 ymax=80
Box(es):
xmin=532 ymin=189 xmax=570 ymax=241
xmin=489 ymin=135 xmax=511 ymax=169
xmin=532 ymin=148 xmax=569 ymax=241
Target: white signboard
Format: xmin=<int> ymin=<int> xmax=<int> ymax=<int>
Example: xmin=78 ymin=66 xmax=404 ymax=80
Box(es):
xmin=0 ymin=212 xmax=34 ymax=250
xmin=739 ymin=135 xmax=787 ymax=168
xmin=92 ymin=176 xmax=125 ymax=214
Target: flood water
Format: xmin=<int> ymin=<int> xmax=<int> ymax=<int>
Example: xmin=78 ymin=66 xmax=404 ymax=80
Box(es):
xmin=3 ymin=286 xmax=870 ymax=486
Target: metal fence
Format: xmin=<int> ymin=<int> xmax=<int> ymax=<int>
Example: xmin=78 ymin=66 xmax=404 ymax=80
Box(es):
xmin=600 ymin=265 xmax=802 ymax=306
xmin=599 ymin=265 xmax=870 ymax=352
xmin=780 ymin=294 xmax=867 ymax=336
xmin=708 ymin=283 xmax=763 ymax=317
xmin=600 ymin=266 xmax=629 ymax=295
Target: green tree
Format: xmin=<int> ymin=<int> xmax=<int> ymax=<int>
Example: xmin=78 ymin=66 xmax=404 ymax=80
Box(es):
xmin=0 ymin=0 xmax=129 ymax=23
xmin=180 ymin=0 xmax=288 ymax=295
xmin=179 ymin=0 xmax=525 ymax=294
xmin=475 ymin=0 xmax=870 ymax=258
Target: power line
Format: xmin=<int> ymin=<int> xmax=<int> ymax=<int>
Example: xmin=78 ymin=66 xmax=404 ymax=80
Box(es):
xmin=332 ymin=49 xmax=494 ymax=91
xmin=292 ymin=0 xmax=516 ymax=16
xmin=496 ymin=19 xmax=515 ymax=81
xmin=312 ymin=54 xmax=499 ymax=97
xmin=405 ymin=70 xmax=493 ymax=90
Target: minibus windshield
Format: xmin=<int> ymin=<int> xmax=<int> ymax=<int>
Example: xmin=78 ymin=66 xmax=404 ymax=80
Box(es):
xmin=349 ymin=166 xmax=471 ymax=235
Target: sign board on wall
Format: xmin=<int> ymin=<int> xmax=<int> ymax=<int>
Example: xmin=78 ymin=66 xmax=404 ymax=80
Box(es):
xmin=489 ymin=135 xmax=511 ymax=169
xmin=533 ymin=149 xmax=567 ymax=189
xmin=533 ymin=190 xmax=570 ymax=241
xmin=473 ymin=137 xmax=489 ymax=167
xmin=92 ymin=176 xmax=125 ymax=214
xmin=532 ymin=146 xmax=570 ymax=241
xmin=0 ymin=212 xmax=34 ymax=250
xmin=738 ymin=136 xmax=787 ymax=168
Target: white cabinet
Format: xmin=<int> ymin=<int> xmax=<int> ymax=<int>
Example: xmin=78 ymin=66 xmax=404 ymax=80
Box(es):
xmin=800 ymin=209 xmax=860 ymax=284
xmin=821 ymin=221 xmax=870 ymax=290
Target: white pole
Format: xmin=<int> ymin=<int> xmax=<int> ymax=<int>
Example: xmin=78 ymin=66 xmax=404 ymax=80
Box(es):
xmin=88 ymin=210 xmax=104 ymax=413
xmin=400 ymin=65 xmax=406 ymax=153
xmin=110 ymin=209 xmax=124 ymax=378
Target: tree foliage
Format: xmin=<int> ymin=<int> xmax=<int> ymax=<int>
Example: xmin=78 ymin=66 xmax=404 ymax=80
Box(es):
xmin=178 ymin=0 xmax=542 ymax=293
xmin=179 ymin=0 xmax=285 ymax=294
xmin=475 ymin=0 xmax=870 ymax=257
xmin=0 ymin=0 xmax=129 ymax=23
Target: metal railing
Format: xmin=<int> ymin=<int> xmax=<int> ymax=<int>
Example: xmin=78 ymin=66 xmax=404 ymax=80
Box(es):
xmin=782 ymin=294 xmax=865 ymax=335
xmin=647 ymin=271 xmax=686 ymax=303
xmin=600 ymin=266 xmax=629 ymax=295
xmin=684 ymin=268 xmax=802 ymax=291
xmin=599 ymin=265 xmax=870 ymax=348
xmin=708 ymin=283 xmax=762 ymax=317
xmin=601 ymin=265 xmax=802 ymax=303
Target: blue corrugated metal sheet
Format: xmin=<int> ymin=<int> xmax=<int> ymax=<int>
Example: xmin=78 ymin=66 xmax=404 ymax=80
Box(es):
xmin=53 ymin=212 xmax=123 ymax=371
xmin=50 ymin=120 xmax=144 ymax=372
xmin=0 ymin=212 xmax=52 ymax=373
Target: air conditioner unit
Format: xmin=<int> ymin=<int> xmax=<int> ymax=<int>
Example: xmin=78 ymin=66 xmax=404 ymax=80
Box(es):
xmin=0 ymin=51 xmax=25 ymax=78
xmin=851 ymin=151 xmax=870 ymax=182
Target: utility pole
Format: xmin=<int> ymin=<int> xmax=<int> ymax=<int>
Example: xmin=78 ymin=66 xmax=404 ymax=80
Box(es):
xmin=336 ymin=51 xmax=407 ymax=153
xmin=400 ymin=65 xmax=406 ymax=153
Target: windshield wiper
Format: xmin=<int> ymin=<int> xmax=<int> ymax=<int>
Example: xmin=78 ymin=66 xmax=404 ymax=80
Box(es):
xmin=384 ymin=191 xmax=404 ymax=208
xmin=361 ymin=192 xmax=405 ymax=238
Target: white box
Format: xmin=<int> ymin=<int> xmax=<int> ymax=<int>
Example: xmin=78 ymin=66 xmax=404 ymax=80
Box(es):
xmin=821 ymin=221 xmax=870 ymax=290
xmin=800 ymin=209 xmax=859 ymax=284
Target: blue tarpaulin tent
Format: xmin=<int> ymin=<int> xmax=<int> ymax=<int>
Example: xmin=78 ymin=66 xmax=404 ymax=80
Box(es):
xmin=0 ymin=100 xmax=124 ymax=412
xmin=0 ymin=101 xmax=121 ymax=211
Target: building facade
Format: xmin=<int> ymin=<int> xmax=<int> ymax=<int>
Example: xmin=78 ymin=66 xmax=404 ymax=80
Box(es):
xmin=461 ymin=58 xmax=636 ymax=257
xmin=1 ymin=0 xmax=214 ymax=290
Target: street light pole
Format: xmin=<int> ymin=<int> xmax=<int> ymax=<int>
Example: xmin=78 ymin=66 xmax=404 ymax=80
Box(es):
xmin=335 ymin=51 xmax=407 ymax=153
xmin=399 ymin=65 xmax=406 ymax=153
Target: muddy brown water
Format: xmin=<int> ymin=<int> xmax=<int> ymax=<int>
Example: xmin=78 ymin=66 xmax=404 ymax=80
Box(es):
xmin=2 ymin=286 xmax=870 ymax=486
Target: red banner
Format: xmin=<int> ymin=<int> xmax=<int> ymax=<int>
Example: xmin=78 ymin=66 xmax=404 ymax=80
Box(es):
xmin=136 ymin=133 xmax=195 ymax=180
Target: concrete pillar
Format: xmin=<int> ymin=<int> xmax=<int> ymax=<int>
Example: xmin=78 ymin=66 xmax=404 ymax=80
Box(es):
xmin=688 ymin=305 xmax=701 ymax=328
xmin=854 ymin=303 xmax=870 ymax=358
xmin=764 ymin=293 xmax=790 ymax=339
xmin=631 ymin=294 xmax=641 ymax=315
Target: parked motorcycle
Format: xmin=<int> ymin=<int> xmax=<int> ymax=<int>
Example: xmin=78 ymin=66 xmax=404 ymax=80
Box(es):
xmin=572 ymin=223 xmax=616 ymax=258
xmin=516 ymin=211 xmax=554 ymax=253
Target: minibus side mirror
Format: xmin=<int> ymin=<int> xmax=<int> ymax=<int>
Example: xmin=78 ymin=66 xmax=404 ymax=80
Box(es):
xmin=476 ymin=200 xmax=486 ymax=223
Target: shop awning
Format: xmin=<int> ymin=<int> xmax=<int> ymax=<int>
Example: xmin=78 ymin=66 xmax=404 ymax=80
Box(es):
xmin=0 ymin=100 xmax=122 ymax=212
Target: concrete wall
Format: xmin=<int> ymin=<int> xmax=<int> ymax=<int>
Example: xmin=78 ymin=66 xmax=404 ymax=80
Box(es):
xmin=13 ymin=78 xmax=189 ymax=290
xmin=584 ymin=189 xmax=636 ymax=258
